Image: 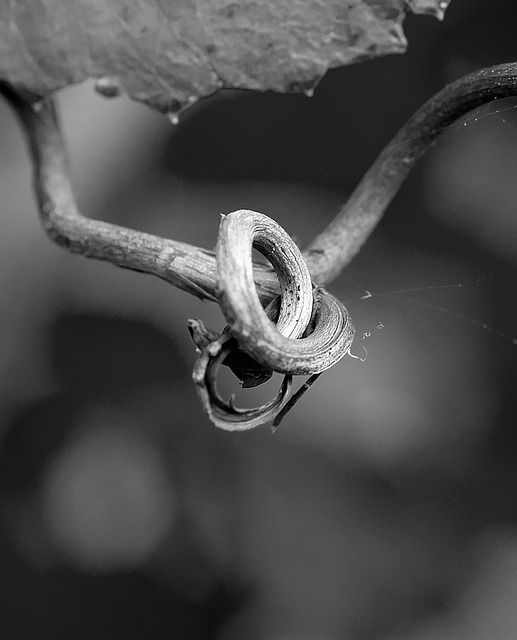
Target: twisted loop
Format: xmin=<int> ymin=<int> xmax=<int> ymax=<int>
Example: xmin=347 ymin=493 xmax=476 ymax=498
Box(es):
xmin=216 ymin=210 xmax=355 ymax=375
xmin=192 ymin=210 xmax=355 ymax=430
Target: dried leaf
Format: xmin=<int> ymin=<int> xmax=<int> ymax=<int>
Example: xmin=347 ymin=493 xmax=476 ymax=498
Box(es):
xmin=0 ymin=0 xmax=450 ymax=113
xmin=188 ymin=318 xmax=273 ymax=388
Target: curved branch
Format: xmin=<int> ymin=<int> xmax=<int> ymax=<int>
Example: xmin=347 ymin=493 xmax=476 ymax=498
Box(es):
xmin=3 ymin=62 xmax=517 ymax=299
xmin=0 ymin=84 xmax=279 ymax=302
xmin=306 ymin=62 xmax=517 ymax=283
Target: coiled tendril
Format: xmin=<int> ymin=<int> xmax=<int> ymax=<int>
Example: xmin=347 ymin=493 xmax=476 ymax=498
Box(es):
xmin=191 ymin=210 xmax=355 ymax=431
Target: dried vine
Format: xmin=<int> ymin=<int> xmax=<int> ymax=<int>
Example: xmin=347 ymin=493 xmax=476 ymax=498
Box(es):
xmin=2 ymin=62 xmax=517 ymax=428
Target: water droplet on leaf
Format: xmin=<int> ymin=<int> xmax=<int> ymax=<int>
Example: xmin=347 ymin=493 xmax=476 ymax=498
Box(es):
xmin=95 ymin=77 xmax=122 ymax=98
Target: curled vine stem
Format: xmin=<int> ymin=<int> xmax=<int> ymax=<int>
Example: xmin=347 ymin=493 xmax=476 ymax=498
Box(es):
xmin=216 ymin=211 xmax=354 ymax=375
xmin=191 ymin=211 xmax=355 ymax=430
xmin=2 ymin=64 xmax=517 ymax=426
xmin=192 ymin=332 xmax=293 ymax=431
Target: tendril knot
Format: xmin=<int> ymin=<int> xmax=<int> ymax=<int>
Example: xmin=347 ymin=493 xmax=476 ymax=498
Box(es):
xmin=190 ymin=210 xmax=355 ymax=431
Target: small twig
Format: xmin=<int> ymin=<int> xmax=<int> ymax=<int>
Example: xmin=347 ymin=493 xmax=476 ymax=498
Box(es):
xmin=271 ymin=373 xmax=322 ymax=430
xmin=3 ymin=63 xmax=517 ymax=301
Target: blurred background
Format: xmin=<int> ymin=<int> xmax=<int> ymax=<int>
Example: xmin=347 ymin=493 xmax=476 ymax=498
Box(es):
xmin=0 ymin=0 xmax=517 ymax=637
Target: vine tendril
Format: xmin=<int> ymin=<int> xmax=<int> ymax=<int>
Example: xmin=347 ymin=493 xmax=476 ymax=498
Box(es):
xmin=192 ymin=210 xmax=355 ymax=430
xmin=3 ymin=63 xmax=517 ymax=427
